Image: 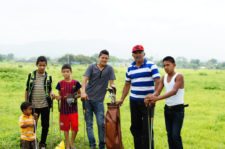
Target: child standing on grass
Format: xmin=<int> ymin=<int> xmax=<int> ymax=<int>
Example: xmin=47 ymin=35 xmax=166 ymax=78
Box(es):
xmin=56 ymin=64 xmax=81 ymax=149
xmin=25 ymin=56 xmax=55 ymax=149
xmin=19 ymin=102 xmax=36 ymax=149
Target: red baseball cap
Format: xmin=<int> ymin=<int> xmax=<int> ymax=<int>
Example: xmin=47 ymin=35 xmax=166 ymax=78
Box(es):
xmin=132 ymin=45 xmax=144 ymax=53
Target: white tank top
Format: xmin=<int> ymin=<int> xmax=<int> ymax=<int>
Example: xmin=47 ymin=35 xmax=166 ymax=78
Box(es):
xmin=164 ymin=73 xmax=184 ymax=106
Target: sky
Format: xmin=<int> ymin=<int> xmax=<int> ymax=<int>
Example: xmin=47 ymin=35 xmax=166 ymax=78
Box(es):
xmin=0 ymin=0 xmax=224 ymax=61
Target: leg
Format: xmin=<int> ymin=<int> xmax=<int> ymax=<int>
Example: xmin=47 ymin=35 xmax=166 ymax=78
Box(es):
xmin=70 ymin=131 xmax=78 ymax=149
xmin=64 ymin=131 xmax=70 ymax=149
xmin=20 ymin=140 xmax=29 ymax=149
xmin=40 ymin=107 xmax=50 ymax=146
xmin=164 ymin=107 xmax=174 ymax=149
xmin=93 ymin=101 xmax=105 ymax=149
xmin=171 ymin=108 xmax=184 ymax=149
xmin=130 ymin=101 xmax=143 ymax=149
xmin=70 ymin=113 xmax=79 ymax=148
xmin=85 ymin=100 xmax=96 ymax=148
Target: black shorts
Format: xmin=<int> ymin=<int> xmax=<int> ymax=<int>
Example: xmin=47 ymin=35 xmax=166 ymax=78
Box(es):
xmin=20 ymin=140 xmax=35 ymax=149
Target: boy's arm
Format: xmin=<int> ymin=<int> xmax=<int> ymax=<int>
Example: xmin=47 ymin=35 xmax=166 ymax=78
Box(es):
xmin=154 ymin=76 xmax=164 ymax=96
xmin=153 ymin=74 xmax=184 ymax=102
xmin=25 ymin=73 xmax=31 ymax=101
xmin=25 ymin=91 xmax=28 ymax=101
xmin=76 ymin=89 xmax=81 ymax=99
xmin=20 ymin=123 xmax=34 ymax=128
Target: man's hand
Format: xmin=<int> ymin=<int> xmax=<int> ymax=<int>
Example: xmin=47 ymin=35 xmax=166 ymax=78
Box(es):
xmin=81 ymin=92 xmax=88 ymax=101
xmin=116 ymin=99 xmax=124 ymax=106
xmin=144 ymin=94 xmax=158 ymax=106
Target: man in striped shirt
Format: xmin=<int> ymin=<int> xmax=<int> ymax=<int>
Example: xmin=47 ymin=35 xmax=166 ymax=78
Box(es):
xmin=117 ymin=45 xmax=160 ymax=149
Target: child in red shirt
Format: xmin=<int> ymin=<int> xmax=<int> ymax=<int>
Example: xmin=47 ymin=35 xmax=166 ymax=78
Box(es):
xmin=56 ymin=64 xmax=81 ymax=149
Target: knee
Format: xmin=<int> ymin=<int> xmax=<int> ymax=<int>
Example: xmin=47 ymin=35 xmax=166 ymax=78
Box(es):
xmin=172 ymin=133 xmax=181 ymax=142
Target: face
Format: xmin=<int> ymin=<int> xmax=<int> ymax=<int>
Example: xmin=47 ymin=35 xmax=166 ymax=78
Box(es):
xmin=163 ymin=61 xmax=176 ymax=74
xmin=98 ymin=54 xmax=109 ymax=66
xmin=132 ymin=51 xmax=145 ymax=63
xmin=37 ymin=61 xmax=47 ymax=74
xmin=62 ymin=69 xmax=72 ymax=79
xmin=23 ymin=106 xmax=33 ymax=116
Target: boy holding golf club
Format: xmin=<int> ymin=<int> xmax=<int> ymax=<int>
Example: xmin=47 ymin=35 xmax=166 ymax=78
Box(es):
xmin=145 ymin=56 xmax=186 ymax=149
xmin=55 ymin=64 xmax=81 ymax=149
xmin=19 ymin=101 xmax=38 ymax=149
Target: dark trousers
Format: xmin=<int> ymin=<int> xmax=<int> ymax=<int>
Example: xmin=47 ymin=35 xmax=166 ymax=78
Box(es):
xmin=130 ymin=100 xmax=154 ymax=149
xmin=34 ymin=107 xmax=50 ymax=145
xmin=20 ymin=140 xmax=35 ymax=149
xmin=164 ymin=105 xmax=184 ymax=149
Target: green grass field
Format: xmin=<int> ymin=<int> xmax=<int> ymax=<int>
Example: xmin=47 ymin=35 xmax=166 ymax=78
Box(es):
xmin=0 ymin=62 xmax=225 ymax=149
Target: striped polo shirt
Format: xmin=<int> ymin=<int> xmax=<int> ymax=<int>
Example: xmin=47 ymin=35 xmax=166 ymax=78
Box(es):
xmin=31 ymin=72 xmax=48 ymax=108
xmin=19 ymin=114 xmax=35 ymax=141
xmin=126 ymin=59 xmax=160 ymax=101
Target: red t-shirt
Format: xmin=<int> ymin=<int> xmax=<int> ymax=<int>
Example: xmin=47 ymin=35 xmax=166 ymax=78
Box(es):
xmin=56 ymin=80 xmax=81 ymax=114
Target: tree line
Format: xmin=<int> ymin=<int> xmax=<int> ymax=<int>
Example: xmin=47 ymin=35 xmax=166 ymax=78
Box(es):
xmin=0 ymin=53 xmax=225 ymax=69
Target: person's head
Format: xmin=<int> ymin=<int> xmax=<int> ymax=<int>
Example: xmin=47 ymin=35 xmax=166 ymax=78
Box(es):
xmin=163 ymin=56 xmax=176 ymax=74
xmin=36 ymin=56 xmax=47 ymax=74
xmin=132 ymin=45 xmax=145 ymax=63
xmin=20 ymin=102 xmax=33 ymax=116
xmin=98 ymin=50 xmax=109 ymax=66
xmin=61 ymin=64 xmax=72 ymax=80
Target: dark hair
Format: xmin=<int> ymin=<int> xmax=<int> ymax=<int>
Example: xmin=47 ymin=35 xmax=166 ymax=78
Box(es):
xmin=99 ymin=49 xmax=109 ymax=57
xmin=20 ymin=101 xmax=32 ymax=112
xmin=62 ymin=64 xmax=72 ymax=72
xmin=36 ymin=56 xmax=47 ymax=65
xmin=163 ymin=56 xmax=176 ymax=64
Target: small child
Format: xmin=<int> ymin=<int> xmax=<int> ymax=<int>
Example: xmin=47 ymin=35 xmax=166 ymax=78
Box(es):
xmin=56 ymin=64 xmax=81 ymax=149
xmin=19 ymin=102 xmax=36 ymax=149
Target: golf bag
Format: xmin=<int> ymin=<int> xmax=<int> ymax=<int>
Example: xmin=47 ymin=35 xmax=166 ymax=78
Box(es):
xmin=105 ymin=87 xmax=124 ymax=149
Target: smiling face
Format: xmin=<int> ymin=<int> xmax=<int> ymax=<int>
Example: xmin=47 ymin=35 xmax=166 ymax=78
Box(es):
xmin=62 ymin=68 xmax=72 ymax=80
xmin=98 ymin=54 xmax=109 ymax=66
xmin=36 ymin=61 xmax=47 ymax=74
xmin=163 ymin=60 xmax=176 ymax=74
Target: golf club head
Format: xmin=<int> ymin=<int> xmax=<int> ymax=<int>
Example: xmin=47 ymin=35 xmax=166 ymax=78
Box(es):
xmin=107 ymin=87 xmax=116 ymax=104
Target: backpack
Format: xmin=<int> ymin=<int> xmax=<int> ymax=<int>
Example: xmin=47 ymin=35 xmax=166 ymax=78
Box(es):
xmin=26 ymin=70 xmax=53 ymax=108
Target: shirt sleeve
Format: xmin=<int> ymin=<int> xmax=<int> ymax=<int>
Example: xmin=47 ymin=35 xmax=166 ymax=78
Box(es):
xmin=109 ymin=66 xmax=116 ymax=80
xmin=19 ymin=116 xmax=25 ymax=127
xmin=74 ymin=81 xmax=82 ymax=92
xmin=84 ymin=64 xmax=93 ymax=78
xmin=125 ymin=68 xmax=131 ymax=82
xmin=56 ymin=82 xmax=60 ymax=91
xmin=151 ymin=64 xmax=160 ymax=79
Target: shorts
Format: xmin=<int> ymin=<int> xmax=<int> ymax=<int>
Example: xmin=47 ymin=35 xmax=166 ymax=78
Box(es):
xmin=20 ymin=139 xmax=35 ymax=149
xmin=60 ymin=113 xmax=78 ymax=131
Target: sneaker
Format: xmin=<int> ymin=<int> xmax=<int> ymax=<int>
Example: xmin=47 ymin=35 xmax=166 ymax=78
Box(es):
xmin=39 ymin=143 xmax=46 ymax=149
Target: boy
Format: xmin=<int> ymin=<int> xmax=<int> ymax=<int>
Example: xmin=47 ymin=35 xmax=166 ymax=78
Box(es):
xmin=145 ymin=56 xmax=186 ymax=149
xmin=56 ymin=64 xmax=81 ymax=149
xmin=25 ymin=56 xmax=54 ymax=149
xmin=19 ymin=101 xmax=36 ymax=149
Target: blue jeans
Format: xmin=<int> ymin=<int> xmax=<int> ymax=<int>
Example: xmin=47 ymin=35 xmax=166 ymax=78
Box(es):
xmin=164 ymin=105 xmax=184 ymax=149
xmin=85 ymin=100 xmax=105 ymax=149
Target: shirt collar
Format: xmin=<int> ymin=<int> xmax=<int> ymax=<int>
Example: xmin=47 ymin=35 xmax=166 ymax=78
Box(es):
xmin=132 ymin=58 xmax=147 ymax=67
